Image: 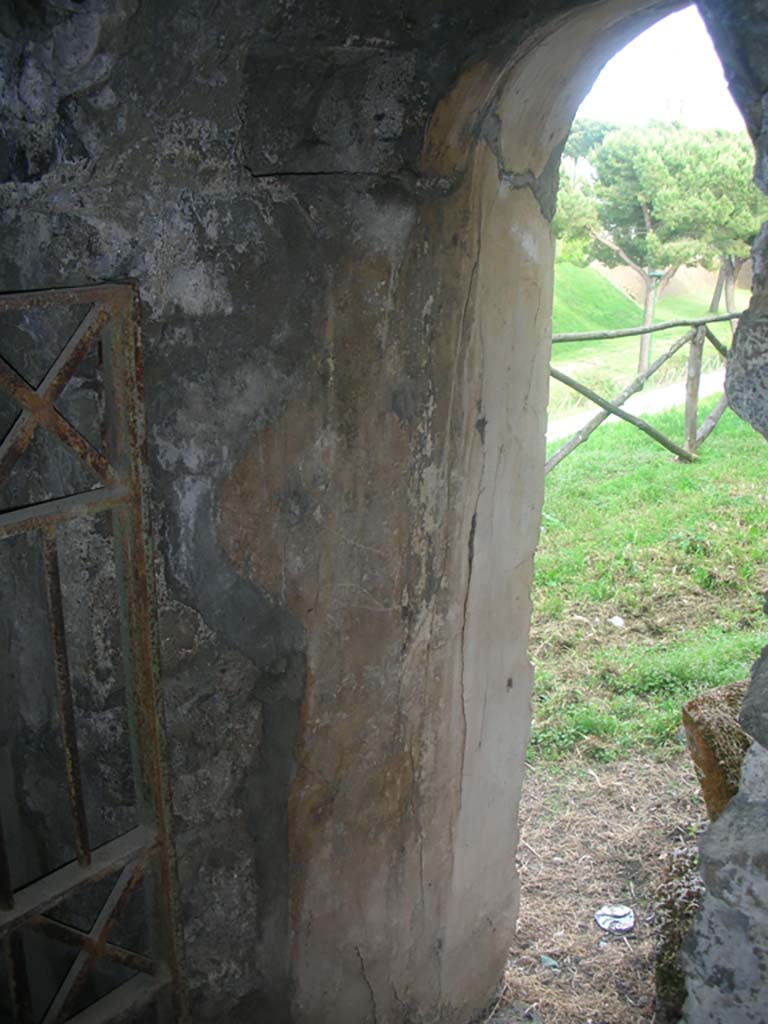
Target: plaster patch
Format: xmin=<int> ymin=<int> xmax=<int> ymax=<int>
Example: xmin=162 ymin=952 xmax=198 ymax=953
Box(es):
xmin=354 ymin=191 xmax=417 ymax=260
xmin=165 ymin=264 xmax=233 ymax=317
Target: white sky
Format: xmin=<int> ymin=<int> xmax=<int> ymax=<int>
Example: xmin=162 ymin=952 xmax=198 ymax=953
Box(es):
xmin=577 ymin=5 xmax=745 ymax=132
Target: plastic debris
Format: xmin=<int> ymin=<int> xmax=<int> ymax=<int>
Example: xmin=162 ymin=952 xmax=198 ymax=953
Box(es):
xmin=595 ymin=903 xmax=635 ymax=933
xmin=539 ymin=954 xmax=560 ymax=969
xmin=609 ymin=615 xmax=626 ymax=628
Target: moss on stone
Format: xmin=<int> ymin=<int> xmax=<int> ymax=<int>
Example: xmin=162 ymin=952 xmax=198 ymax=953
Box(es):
xmin=654 ymin=847 xmax=705 ymax=1024
xmin=682 ymin=679 xmax=751 ymax=820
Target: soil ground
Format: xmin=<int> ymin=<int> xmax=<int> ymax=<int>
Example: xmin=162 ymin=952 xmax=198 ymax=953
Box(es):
xmin=485 ymin=755 xmax=704 ymax=1024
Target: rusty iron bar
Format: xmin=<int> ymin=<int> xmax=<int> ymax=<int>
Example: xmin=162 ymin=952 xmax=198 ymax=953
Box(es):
xmin=39 ymin=304 xmax=111 ymax=396
xmin=0 ymin=282 xmax=185 ymax=1023
xmin=3 ymin=931 xmax=33 ymax=1024
xmin=0 ymin=813 xmax=13 ymax=911
xmin=41 ymin=527 xmax=91 ymax=868
xmin=41 ymin=854 xmax=149 ymax=1024
xmin=0 ymin=486 xmax=130 ymax=540
xmin=0 ymin=283 xmax=133 ymax=314
xmin=124 ymin=292 xmax=189 ymax=1021
xmin=63 ymin=969 xmax=171 ymax=1024
xmin=107 ymin=286 xmax=187 ymax=1019
xmin=28 ymin=913 xmax=158 ymax=976
xmin=0 ymin=412 xmax=37 ymax=485
xmin=0 ymin=826 xmax=155 ymax=937
xmin=0 ymin=487 xmax=127 ymax=538
xmin=96 ymin=337 xmax=110 ymax=460
xmin=96 ymin=339 xmax=114 ymax=541
xmin=0 ymin=303 xmax=111 ymax=485
xmin=0 ymin=355 xmax=113 ymax=485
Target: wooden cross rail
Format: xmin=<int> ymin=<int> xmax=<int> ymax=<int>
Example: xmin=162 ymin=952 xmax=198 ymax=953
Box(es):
xmin=546 ymin=315 xmax=734 ymax=473
xmin=546 ymin=328 xmax=695 ymax=473
xmin=549 ymin=365 xmax=696 ymax=462
xmin=552 ymin=311 xmax=740 ymax=343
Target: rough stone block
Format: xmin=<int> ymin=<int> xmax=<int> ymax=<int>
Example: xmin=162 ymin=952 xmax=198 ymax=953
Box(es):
xmin=682 ymin=745 xmax=768 ymax=1023
xmin=654 ymin=847 xmax=705 ymax=1024
xmin=682 ymin=889 xmax=768 ymax=1024
xmin=740 ymin=643 xmax=768 ymax=748
xmin=697 ymin=748 xmax=768 ymax=920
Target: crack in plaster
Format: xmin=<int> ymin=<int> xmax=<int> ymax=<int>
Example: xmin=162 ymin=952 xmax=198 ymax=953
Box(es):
xmin=355 ymin=945 xmax=380 ymax=1024
xmin=479 ymin=106 xmax=561 ymax=221
xmin=457 ymin=509 xmax=475 ymax=794
xmin=407 ymin=743 xmax=426 ymax=918
xmin=242 ymin=163 xmax=460 ymax=197
xmin=498 ymin=167 xmax=537 ymax=191
xmin=450 ymin=215 xmax=484 ymax=836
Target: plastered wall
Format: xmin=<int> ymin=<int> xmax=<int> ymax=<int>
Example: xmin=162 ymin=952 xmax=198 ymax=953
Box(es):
xmin=2 ymin=1 xmax=767 ymax=1021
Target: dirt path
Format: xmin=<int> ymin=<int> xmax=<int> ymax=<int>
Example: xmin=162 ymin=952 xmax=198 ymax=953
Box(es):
xmin=547 ymin=370 xmax=725 ymax=443
xmin=484 ymin=755 xmax=704 ymax=1024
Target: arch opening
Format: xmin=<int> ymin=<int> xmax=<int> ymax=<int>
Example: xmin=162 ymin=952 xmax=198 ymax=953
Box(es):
xmin=1 ymin=2 xmax=767 ymax=1022
xmin=420 ymin=1 xmax=766 ymax=1020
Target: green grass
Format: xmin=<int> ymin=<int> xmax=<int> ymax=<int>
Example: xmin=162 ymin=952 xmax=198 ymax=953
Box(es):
xmin=549 ymin=263 xmax=747 ymax=419
xmin=552 ymin=263 xmax=642 ymax=335
xmin=530 ymin=399 xmax=768 ymax=764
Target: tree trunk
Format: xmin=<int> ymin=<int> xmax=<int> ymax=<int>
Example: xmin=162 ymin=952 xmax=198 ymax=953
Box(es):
xmin=723 ymin=256 xmax=745 ymax=314
xmin=723 ymin=256 xmax=744 ymax=337
xmin=684 ymin=326 xmax=706 ymax=454
xmin=724 ymin=256 xmax=736 ymax=313
xmin=638 ymin=278 xmax=654 ymax=375
xmin=709 ymin=261 xmax=726 ymax=313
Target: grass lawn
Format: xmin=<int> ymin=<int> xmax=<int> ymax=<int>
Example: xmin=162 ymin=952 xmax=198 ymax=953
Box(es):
xmin=529 ymin=398 xmax=768 ymax=764
xmin=549 ymin=263 xmax=748 ymax=419
xmin=552 ymin=262 xmax=642 ymax=335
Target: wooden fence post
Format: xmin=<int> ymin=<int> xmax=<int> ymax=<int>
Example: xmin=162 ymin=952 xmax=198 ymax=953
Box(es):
xmin=549 ymin=367 xmax=696 ymax=462
xmin=684 ymin=326 xmax=705 ymax=454
xmin=546 ymin=313 xmax=737 ymax=472
xmin=545 ymin=328 xmax=695 ymax=474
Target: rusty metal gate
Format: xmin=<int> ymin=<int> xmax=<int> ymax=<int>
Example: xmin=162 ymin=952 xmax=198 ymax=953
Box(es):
xmin=0 ymin=284 xmax=185 ymax=1022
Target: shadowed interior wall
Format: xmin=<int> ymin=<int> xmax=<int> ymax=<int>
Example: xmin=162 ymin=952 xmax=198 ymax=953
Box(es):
xmin=1 ymin=1 xmax=767 ymax=1022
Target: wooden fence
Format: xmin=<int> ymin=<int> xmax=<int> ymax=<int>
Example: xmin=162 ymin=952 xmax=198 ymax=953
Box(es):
xmin=545 ymin=312 xmax=740 ymax=475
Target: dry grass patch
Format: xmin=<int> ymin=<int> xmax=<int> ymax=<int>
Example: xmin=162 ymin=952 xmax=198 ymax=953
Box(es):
xmin=494 ymin=756 xmax=704 ymax=1024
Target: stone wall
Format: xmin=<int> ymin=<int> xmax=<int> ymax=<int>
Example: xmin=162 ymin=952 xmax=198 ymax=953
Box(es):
xmin=1 ymin=1 xmax=767 ymax=1022
xmin=679 ymin=4 xmax=768 ymax=1020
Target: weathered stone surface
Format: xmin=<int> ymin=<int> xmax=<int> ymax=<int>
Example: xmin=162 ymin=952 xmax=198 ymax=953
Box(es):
xmin=682 ymin=744 xmax=768 ymax=1024
xmin=0 ymin=1 xmax=766 ymax=1022
xmin=697 ymin=0 xmax=768 ymax=192
xmin=681 ymin=4 xmax=768 ymax=1020
xmin=698 ymin=0 xmax=768 ymax=439
xmin=654 ymin=846 xmax=705 ymax=1024
xmin=725 ymin=225 xmax=768 ymax=440
xmin=741 ymin=642 xmax=768 ymax=747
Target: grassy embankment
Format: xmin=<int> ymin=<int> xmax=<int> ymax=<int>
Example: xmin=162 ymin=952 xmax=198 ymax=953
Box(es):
xmin=549 ymin=263 xmax=746 ymax=419
xmin=532 ymin=266 xmax=766 ymax=765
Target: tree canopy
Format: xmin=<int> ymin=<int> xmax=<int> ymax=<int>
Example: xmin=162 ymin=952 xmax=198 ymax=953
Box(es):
xmin=562 ymin=118 xmax=617 ymax=161
xmin=553 ymin=120 xmax=768 ymax=370
xmin=555 ymin=121 xmax=767 ymax=277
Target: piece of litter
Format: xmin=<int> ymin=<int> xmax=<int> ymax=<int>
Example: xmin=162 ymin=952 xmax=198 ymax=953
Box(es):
xmin=595 ymin=903 xmax=635 ymax=933
xmin=609 ymin=615 xmax=625 ymax=628
xmin=539 ymin=954 xmax=559 ymax=969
